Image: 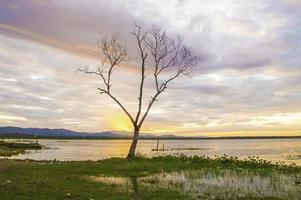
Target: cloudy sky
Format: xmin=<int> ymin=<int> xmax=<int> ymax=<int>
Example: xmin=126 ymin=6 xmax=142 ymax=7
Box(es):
xmin=0 ymin=0 xmax=300 ymax=136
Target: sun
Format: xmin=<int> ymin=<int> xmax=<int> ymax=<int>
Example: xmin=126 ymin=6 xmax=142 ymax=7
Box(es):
xmin=108 ymin=112 xmax=133 ymax=132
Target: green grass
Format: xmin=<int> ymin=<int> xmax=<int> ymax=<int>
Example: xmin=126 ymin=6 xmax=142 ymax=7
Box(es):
xmin=0 ymin=141 xmax=42 ymax=156
xmin=0 ymin=155 xmax=300 ymax=200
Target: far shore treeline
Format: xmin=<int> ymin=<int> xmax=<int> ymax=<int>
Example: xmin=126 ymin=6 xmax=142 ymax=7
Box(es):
xmin=1 ymin=127 xmax=300 ymax=140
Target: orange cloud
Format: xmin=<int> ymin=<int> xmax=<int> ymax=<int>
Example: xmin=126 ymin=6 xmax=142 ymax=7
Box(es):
xmin=0 ymin=23 xmax=98 ymax=59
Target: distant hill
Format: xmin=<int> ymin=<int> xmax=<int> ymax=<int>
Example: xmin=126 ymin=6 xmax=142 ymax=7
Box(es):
xmin=0 ymin=126 xmax=182 ymax=139
xmin=2 ymin=126 xmax=299 ymax=140
xmin=0 ymin=126 xmax=125 ymax=138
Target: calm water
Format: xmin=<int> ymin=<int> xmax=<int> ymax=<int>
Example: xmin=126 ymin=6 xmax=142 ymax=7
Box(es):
xmin=2 ymin=139 xmax=301 ymax=165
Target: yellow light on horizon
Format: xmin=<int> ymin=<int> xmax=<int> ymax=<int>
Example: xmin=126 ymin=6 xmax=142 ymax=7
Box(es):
xmin=108 ymin=112 xmax=133 ymax=132
xmin=105 ymin=111 xmax=301 ymax=137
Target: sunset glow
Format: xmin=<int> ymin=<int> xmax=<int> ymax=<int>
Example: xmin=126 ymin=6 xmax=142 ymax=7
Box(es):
xmin=0 ymin=0 xmax=300 ymax=136
xmin=109 ymin=112 xmax=133 ymax=132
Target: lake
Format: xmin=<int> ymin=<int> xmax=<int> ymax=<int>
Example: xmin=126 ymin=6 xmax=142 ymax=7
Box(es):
xmin=2 ymin=138 xmax=301 ymax=165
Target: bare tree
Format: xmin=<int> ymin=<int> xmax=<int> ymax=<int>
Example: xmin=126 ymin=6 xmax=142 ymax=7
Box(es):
xmin=78 ymin=23 xmax=200 ymax=159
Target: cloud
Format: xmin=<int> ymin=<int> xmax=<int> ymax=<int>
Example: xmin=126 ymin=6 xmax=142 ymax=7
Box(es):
xmin=0 ymin=0 xmax=300 ymax=73
xmin=0 ymin=0 xmax=300 ymax=135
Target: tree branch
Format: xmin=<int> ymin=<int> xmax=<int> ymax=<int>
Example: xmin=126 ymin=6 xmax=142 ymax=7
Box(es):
xmin=98 ymin=89 xmax=135 ymax=125
xmin=78 ymin=33 xmax=135 ymax=125
xmin=137 ymin=25 xmax=201 ymax=128
xmin=132 ymin=23 xmax=148 ymax=125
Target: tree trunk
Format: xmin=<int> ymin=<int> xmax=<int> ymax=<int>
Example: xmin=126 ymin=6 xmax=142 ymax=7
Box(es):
xmin=127 ymin=128 xmax=139 ymax=159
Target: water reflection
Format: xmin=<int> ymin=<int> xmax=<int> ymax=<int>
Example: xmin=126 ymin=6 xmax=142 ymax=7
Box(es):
xmin=88 ymin=170 xmax=301 ymax=200
xmin=146 ymin=170 xmax=301 ymax=200
xmin=2 ymin=139 xmax=301 ymax=165
xmin=89 ymin=175 xmax=140 ymax=197
xmin=130 ymin=177 xmax=139 ymax=196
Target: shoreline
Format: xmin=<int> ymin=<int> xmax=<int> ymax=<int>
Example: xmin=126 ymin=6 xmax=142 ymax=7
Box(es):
xmin=1 ymin=135 xmax=301 ymax=140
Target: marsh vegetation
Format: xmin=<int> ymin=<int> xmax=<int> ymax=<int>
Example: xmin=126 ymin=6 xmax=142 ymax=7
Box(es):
xmin=1 ymin=155 xmax=300 ymax=200
xmin=0 ymin=141 xmax=42 ymax=157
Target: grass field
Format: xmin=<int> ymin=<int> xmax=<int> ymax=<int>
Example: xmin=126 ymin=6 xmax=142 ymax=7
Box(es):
xmin=0 ymin=141 xmax=42 ymax=156
xmin=0 ymin=155 xmax=300 ymax=200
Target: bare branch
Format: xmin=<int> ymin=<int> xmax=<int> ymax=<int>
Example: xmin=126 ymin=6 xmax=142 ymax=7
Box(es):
xmin=137 ymin=26 xmax=201 ymax=127
xmin=97 ymin=88 xmax=135 ymax=125
xmin=138 ymin=91 xmax=161 ymax=128
xmin=146 ymin=26 xmax=200 ymax=93
xmin=78 ymin=33 xmax=135 ymax=126
xmin=131 ymin=23 xmax=148 ymax=124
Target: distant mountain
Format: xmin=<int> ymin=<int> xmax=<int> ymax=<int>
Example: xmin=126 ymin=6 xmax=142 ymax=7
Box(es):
xmin=1 ymin=127 xmax=299 ymax=140
xmin=0 ymin=126 xmax=125 ymax=138
xmin=89 ymin=131 xmax=125 ymax=138
xmin=0 ymin=126 xmax=206 ymax=139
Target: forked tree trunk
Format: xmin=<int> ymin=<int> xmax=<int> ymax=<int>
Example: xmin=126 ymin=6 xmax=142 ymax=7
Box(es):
xmin=127 ymin=127 xmax=139 ymax=159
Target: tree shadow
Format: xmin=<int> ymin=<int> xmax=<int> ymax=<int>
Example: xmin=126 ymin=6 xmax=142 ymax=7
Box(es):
xmin=129 ymin=176 xmax=140 ymax=198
